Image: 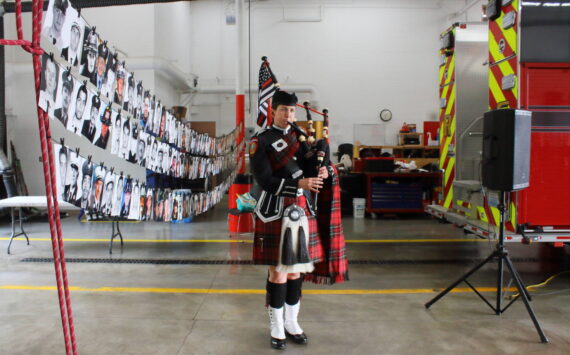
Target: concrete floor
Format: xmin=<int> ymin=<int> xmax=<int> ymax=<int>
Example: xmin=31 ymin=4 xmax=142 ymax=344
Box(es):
xmin=1 ymin=203 xmax=569 ymax=355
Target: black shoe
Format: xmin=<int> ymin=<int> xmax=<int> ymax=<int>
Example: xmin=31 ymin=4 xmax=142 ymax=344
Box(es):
xmin=271 ymin=337 xmax=287 ymax=350
xmin=285 ymin=330 xmax=308 ymax=345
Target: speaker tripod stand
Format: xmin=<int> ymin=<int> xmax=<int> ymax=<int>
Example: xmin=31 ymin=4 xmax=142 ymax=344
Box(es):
xmin=425 ymin=192 xmax=548 ymax=343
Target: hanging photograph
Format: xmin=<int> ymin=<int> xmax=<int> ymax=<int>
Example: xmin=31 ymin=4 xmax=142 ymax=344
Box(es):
xmin=180 ymin=125 xmax=187 ymax=152
xmin=157 ymin=104 xmax=166 ymax=138
xmin=179 ymin=154 xmax=186 ymax=179
xmin=169 ymin=150 xmax=178 ymax=177
xmin=145 ymin=134 xmax=153 ymax=170
xmin=175 ymin=191 xmax=184 ymax=221
xmin=53 ymin=70 xmax=74 ymax=127
xmin=119 ymin=117 xmax=131 ymax=160
xmin=54 ymin=143 xmax=69 ymax=201
xmin=174 ymin=120 xmax=181 ymax=149
xmin=110 ymin=110 xmax=123 ymax=155
xmin=128 ymin=120 xmax=139 ymax=163
xmin=94 ymin=103 xmax=112 ymax=149
xmin=79 ymin=159 xmax=93 ymax=209
xmin=128 ymin=182 xmax=141 ymax=220
xmin=123 ymin=73 xmax=135 ymax=113
xmin=149 ymin=101 xmax=159 ymax=135
xmin=144 ymin=188 xmax=154 ymax=221
xmin=79 ymin=27 xmax=98 ymax=80
xmin=183 ymin=191 xmax=191 ymax=219
xmin=111 ymin=175 xmax=124 ymax=217
xmin=164 ymin=146 xmax=173 ymax=175
xmin=91 ymin=42 xmax=109 ymax=90
xmin=164 ymin=190 xmax=172 ymax=222
xmin=61 ymin=14 xmax=84 ymax=67
xmin=139 ymin=184 xmax=147 ymax=221
xmin=81 ymin=93 xmax=101 ymax=143
xmin=168 ymin=113 xmax=176 ymax=145
xmin=154 ymin=189 xmax=164 ymax=222
xmin=163 ymin=111 xmax=171 ymax=143
xmin=67 ymin=81 xmax=88 ymax=135
xmin=42 ymin=0 xmax=70 ymax=52
xmin=134 ymin=82 xmax=143 ymax=120
xmin=39 ymin=53 xmax=60 ymax=116
xmin=101 ymin=52 xmax=117 ymax=99
xmin=155 ymin=145 xmax=164 ymax=174
xmin=148 ymin=136 xmax=158 ymax=171
xmin=140 ymin=91 xmax=152 ymax=127
xmin=120 ymin=178 xmax=132 ymax=218
xmin=136 ymin=132 xmax=147 ymax=167
xmin=90 ymin=165 xmax=107 ymax=213
xmin=100 ymin=171 xmax=116 ymax=216
xmin=114 ymin=62 xmax=126 ymax=106
xmin=63 ymin=149 xmax=82 ymax=205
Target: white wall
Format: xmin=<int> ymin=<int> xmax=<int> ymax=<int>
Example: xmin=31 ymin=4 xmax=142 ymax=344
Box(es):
xmin=190 ymin=0 xmax=486 ymax=152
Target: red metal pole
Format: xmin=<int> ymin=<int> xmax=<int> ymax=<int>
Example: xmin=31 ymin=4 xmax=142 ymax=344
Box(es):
xmin=236 ymin=94 xmax=245 ymax=174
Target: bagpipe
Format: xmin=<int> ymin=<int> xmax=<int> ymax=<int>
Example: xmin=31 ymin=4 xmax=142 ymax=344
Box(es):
xmin=289 ymin=103 xmax=330 ymax=178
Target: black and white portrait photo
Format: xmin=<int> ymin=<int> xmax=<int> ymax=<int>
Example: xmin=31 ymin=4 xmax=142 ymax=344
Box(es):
xmin=80 ymin=28 xmax=98 ymax=79
xmin=148 ymin=137 xmax=159 ymax=171
xmin=53 ymin=70 xmax=74 ymax=127
xmin=81 ymin=93 xmax=101 ymax=143
xmin=39 ymin=53 xmax=60 ymax=115
xmin=153 ymin=102 xmax=163 ymax=136
xmin=110 ymin=111 xmax=122 ymax=156
xmin=62 ymin=16 xmax=84 ymax=67
xmin=79 ymin=159 xmax=93 ymax=209
xmin=136 ymin=132 xmax=147 ymax=167
xmin=101 ymin=51 xmax=117 ymax=99
xmin=90 ymin=165 xmax=106 ymax=213
xmin=123 ymin=73 xmax=135 ymax=113
xmin=128 ymin=182 xmax=141 ymax=220
xmin=100 ymin=172 xmax=115 ymax=216
xmin=114 ymin=62 xmax=126 ymax=106
xmin=54 ymin=143 xmax=69 ymax=201
xmin=42 ymin=0 xmax=70 ymax=51
xmin=66 ymin=82 xmax=88 ymax=135
xmin=63 ymin=150 xmax=82 ymax=205
xmin=127 ymin=120 xmax=139 ymax=163
xmin=134 ymin=82 xmax=143 ymax=121
xmin=119 ymin=118 xmax=131 ymax=160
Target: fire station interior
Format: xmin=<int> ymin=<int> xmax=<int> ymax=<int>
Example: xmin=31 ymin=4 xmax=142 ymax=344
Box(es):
xmin=1 ymin=0 xmax=570 ymax=354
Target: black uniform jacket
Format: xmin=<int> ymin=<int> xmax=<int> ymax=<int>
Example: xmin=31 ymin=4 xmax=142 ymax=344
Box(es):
xmin=250 ymin=124 xmax=314 ymax=222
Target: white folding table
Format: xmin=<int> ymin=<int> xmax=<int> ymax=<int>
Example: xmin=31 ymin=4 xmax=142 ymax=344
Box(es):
xmin=0 ymin=196 xmax=79 ymax=254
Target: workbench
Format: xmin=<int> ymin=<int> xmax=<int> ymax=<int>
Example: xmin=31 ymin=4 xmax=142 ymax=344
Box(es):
xmin=364 ymin=172 xmax=441 ymax=214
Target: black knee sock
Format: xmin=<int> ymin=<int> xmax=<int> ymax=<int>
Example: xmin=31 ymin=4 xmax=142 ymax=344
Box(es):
xmin=266 ymin=280 xmax=287 ymax=308
xmin=285 ymin=277 xmax=303 ymax=306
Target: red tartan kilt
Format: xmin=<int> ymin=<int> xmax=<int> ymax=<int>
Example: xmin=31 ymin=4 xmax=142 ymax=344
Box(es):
xmin=253 ymin=195 xmax=324 ymax=266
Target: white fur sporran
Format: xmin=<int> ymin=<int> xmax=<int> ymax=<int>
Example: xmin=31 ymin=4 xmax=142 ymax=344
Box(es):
xmin=276 ymin=204 xmax=314 ymax=273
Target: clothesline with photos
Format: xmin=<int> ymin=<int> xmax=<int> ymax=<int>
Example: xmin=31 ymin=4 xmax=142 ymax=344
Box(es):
xmin=38 ymin=0 xmax=243 ymax=222
xmin=38 ymin=0 xmax=241 ymax=181
xmin=54 ymin=142 xmax=236 ymax=222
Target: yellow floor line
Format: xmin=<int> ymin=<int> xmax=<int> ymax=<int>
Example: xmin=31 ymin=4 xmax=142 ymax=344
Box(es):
xmin=80 ymin=220 xmax=141 ymax=224
xmin=0 ymin=237 xmax=485 ymax=244
xmin=0 ymin=285 xmax=515 ymax=295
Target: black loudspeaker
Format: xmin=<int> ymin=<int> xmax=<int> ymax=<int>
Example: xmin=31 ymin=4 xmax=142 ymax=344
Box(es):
xmin=482 ymin=109 xmax=531 ymax=191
